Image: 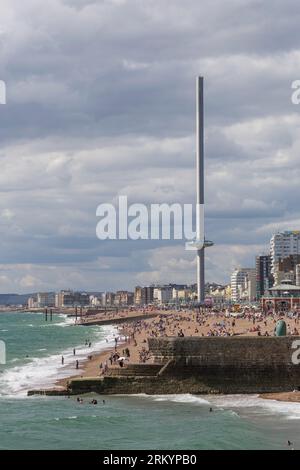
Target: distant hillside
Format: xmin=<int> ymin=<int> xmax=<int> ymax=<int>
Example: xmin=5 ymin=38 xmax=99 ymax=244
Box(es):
xmin=0 ymin=293 xmax=33 ymax=306
xmin=0 ymin=291 xmax=105 ymax=306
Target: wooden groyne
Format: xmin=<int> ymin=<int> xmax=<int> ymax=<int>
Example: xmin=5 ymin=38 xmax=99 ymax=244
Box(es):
xmin=78 ymin=312 xmax=160 ymax=326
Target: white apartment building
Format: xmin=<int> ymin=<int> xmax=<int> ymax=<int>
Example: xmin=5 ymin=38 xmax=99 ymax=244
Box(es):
xmin=231 ymin=268 xmax=256 ymax=302
xmin=270 ymin=231 xmax=300 ymax=273
xmin=153 ymin=286 xmax=173 ymax=304
xmin=241 ymin=270 xmax=257 ymax=302
xmin=89 ymin=295 xmax=102 ymax=307
xmin=28 ymin=296 xmax=38 ymax=309
xmin=172 ymin=288 xmax=192 ymax=302
xmin=37 ymin=292 xmax=55 ymax=308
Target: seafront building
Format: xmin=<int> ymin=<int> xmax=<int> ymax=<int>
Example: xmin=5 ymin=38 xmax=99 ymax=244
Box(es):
xmin=114 ymin=291 xmax=134 ymax=306
xmin=153 ymin=286 xmax=173 ymax=304
xmin=273 ymin=254 xmax=300 ymax=285
xmin=230 ymin=268 xmax=256 ymax=302
xmin=207 ymin=284 xmax=230 ymax=305
xmin=36 ymin=292 xmax=55 ymax=308
xmin=172 ymin=287 xmax=193 ymax=302
xmin=55 ymin=290 xmax=89 ymax=308
xmin=229 ymin=231 xmax=300 ymax=305
xmin=134 ymin=287 xmax=144 ymax=305
xmin=270 ymin=231 xmax=300 ymax=274
xmin=134 ymin=286 xmax=154 ymax=306
xmin=262 ymin=279 xmax=300 ymax=313
xmin=27 ymin=295 xmax=38 ymax=309
xmin=256 ymin=255 xmax=273 ymax=299
xmin=89 ymin=294 xmax=103 ymax=307
xmin=102 ymin=292 xmax=115 ymax=307
xmin=296 ymin=264 xmax=300 ymax=286
xmin=27 ymin=292 xmax=55 ymax=308
xmin=240 ymin=270 xmax=256 ymax=302
xmin=134 ymin=284 xmax=197 ymax=306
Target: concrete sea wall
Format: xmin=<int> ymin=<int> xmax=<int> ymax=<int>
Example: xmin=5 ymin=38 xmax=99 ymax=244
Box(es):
xmin=148 ymin=336 xmax=299 ymax=366
xmin=28 ymin=336 xmax=300 ymax=396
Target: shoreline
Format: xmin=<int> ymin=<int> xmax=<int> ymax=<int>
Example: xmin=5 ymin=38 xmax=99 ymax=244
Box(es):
xmin=260 ymin=391 xmax=300 ymax=403
xmin=53 ymin=312 xmax=169 ymax=390
xmin=19 ymin=309 xmax=300 ymax=402
xmin=55 ymin=336 xmax=131 ymax=390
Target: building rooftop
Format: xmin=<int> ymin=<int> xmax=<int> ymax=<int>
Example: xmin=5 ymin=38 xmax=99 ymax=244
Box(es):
xmin=269 ymin=284 xmax=300 ymax=291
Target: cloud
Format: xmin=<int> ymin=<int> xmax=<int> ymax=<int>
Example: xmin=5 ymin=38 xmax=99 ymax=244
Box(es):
xmin=0 ymin=0 xmax=300 ymax=292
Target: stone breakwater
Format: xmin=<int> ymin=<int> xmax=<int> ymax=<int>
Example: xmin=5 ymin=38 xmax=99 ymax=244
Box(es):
xmin=28 ymin=336 xmax=300 ymax=396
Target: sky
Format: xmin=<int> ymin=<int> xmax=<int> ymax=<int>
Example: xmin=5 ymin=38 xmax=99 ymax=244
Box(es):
xmin=0 ymin=0 xmax=300 ymax=293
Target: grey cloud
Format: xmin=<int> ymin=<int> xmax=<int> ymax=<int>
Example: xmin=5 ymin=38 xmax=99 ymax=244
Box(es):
xmin=0 ymin=0 xmax=300 ymax=291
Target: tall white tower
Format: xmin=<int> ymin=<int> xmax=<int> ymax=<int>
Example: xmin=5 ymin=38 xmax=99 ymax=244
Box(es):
xmin=186 ymin=77 xmax=213 ymax=302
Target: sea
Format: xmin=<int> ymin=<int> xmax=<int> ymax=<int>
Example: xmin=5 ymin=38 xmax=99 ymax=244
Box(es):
xmin=0 ymin=312 xmax=299 ymax=450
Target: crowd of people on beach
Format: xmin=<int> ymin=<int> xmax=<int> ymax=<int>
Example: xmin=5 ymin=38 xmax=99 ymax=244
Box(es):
xmin=59 ymin=307 xmax=300 ymax=380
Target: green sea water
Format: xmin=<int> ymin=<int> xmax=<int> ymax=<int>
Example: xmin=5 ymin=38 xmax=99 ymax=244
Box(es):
xmin=0 ymin=312 xmax=299 ymax=450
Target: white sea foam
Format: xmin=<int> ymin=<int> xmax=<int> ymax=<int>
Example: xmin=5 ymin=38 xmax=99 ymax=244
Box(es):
xmin=0 ymin=322 xmax=119 ymax=397
xmin=134 ymin=392 xmax=300 ymax=421
xmin=40 ymin=316 xmax=75 ymax=328
xmin=153 ymin=394 xmax=210 ymax=405
xmin=133 ymin=393 xmax=211 ymax=405
xmin=207 ymin=394 xmax=300 ymax=420
xmin=54 ymin=316 xmax=76 ymax=327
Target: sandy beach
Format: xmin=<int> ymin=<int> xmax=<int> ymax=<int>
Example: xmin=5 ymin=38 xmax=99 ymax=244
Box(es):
xmin=260 ymin=391 xmax=300 ymax=402
xmin=54 ymin=308 xmax=300 ymax=402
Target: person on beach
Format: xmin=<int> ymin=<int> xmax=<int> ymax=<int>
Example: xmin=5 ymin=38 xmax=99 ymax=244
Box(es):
xmin=73 ymin=348 xmax=76 ymax=356
xmin=76 ymin=360 xmax=79 ymax=369
xmin=61 ymin=356 xmax=64 ymax=365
